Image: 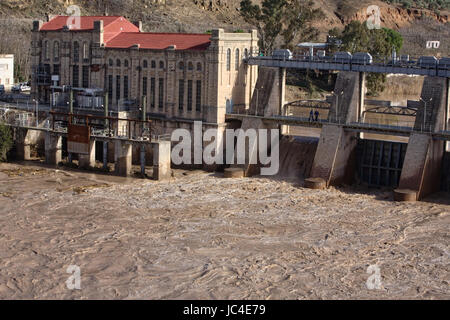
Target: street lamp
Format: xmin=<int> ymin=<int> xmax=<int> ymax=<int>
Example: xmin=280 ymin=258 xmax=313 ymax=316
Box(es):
xmin=331 ymin=90 xmax=344 ymax=124
xmin=420 ymin=96 xmax=432 ymax=132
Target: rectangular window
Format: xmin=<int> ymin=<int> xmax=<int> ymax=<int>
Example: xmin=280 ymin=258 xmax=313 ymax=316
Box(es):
xmin=150 ymin=78 xmax=155 ymax=108
xmin=53 ymin=64 xmax=60 ymax=76
xmin=196 ymin=80 xmax=201 ymax=112
xmin=82 ymin=65 xmax=89 ymax=88
xmin=187 ymin=80 xmax=193 ymax=111
xmin=178 ymin=80 xmax=184 ymax=111
xmin=158 ymin=78 xmax=164 ymax=109
xmin=72 ymin=65 xmax=79 ymax=88
xmin=108 ymin=75 xmax=113 ymax=101
xmin=124 ymin=76 xmax=129 ymax=99
xmin=116 ymin=75 xmax=121 ymax=102
xmin=142 ymin=77 xmax=148 ymax=97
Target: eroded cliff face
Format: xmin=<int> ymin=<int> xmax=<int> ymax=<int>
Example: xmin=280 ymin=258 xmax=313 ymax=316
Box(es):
xmin=343 ymin=4 xmax=449 ymax=29
xmin=0 ymin=0 xmax=448 ymax=33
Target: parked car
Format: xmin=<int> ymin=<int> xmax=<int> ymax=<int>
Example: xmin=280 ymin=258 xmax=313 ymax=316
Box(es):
xmin=0 ymin=84 xmax=5 ymax=95
xmin=272 ymin=49 xmax=293 ymax=60
xmin=12 ymin=82 xmax=31 ymax=93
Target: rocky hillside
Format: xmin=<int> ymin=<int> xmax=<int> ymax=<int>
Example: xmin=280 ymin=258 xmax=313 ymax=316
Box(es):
xmin=0 ymin=0 xmax=448 ymax=34
xmin=0 ymin=0 xmax=448 ymax=81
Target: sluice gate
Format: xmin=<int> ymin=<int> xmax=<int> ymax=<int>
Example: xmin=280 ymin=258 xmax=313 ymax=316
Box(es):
xmin=356 ymin=139 xmax=407 ymax=188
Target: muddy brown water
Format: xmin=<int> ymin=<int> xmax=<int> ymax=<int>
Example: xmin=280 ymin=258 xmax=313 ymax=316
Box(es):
xmin=0 ymin=161 xmax=448 ymax=299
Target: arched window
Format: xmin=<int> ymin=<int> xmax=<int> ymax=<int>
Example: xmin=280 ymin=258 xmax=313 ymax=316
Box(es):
xmin=116 ymin=59 xmax=121 ymax=67
xmin=188 ymin=62 xmax=194 ymax=71
xmin=226 ymin=48 xmax=231 ymax=71
xmin=53 ymin=41 xmax=60 ymax=61
xmin=159 ymin=61 xmax=164 ymax=69
xmin=44 ymin=40 xmax=49 ymax=60
xmin=178 ymin=61 xmax=184 ymax=70
xmin=143 ymin=60 xmax=148 ymax=68
xmin=151 ymin=60 xmax=156 ymax=68
xmin=124 ymin=59 xmax=129 ymax=67
xmin=109 ymin=59 xmax=113 ymax=67
xmin=82 ymin=42 xmax=89 ymax=60
xmin=235 ymin=48 xmax=240 ymax=70
xmin=73 ymin=41 xmax=79 ymax=62
xmin=197 ymin=62 xmax=202 ymax=71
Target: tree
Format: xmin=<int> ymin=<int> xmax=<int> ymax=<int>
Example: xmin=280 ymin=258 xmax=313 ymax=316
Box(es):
xmin=338 ymin=21 xmax=404 ymax=95
xmin=0 ymin=123 xmax=12 ymax=162
xmin=281 ymin=0 xmax=323 ymax=51
xmin=239 ymin=0 xmax=323 ymax=53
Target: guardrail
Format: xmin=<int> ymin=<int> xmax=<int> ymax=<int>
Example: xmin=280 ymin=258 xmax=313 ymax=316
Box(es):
xmin=247 ymin=55 xmax=450 ymax=77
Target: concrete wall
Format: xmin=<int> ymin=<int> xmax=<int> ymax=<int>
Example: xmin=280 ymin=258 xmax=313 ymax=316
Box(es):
xmin=308 ymin=71 xmax=362 ymax=187
xmin=0 ymin=54 xmax=14 ymax=88
xmin=328 ymin=72 xmax=364 ymax=124
xmin=247 ymin=67 xmax=283 ymax=117
xmin=441 ymin=152 xmax=450 ymax=191
xmin=309 ymin=124 xmax=358 ymax=186
xmin=414 ymin=76 xmax=449 ymax=132
xmin=397 ymin=76 xmax=449 ymax=200
xmin=398 ymin=133 xmax=444 ymax=199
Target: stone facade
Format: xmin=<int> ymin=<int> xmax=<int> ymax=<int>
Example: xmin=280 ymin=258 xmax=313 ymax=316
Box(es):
xmin=30 ymin=16 xmax=258 ymax=133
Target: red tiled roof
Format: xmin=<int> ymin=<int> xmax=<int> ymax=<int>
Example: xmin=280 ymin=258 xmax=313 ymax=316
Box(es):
xmin=40 ymin=16 xmax=211 ymax=51
xmin=41 ymin=16 xmax=121 ymax=31
xmin=105 ymin=32 xmax=211 ymax=51
xmin=40 ymin=16 xmax=139 ymax=42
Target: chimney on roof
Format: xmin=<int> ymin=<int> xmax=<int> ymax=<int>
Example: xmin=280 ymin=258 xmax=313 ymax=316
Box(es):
xmin=94 ymin=20 xmax=104 ymax=32
xmin=32 ymin=20 xmax=43 ymax=32
xmin=211 ymin=28 xmax=224 ymax=40
xmin=133 ymin=21 xmax=143 ymax=32
xmin=94 ymin=20 xmax=104 ymax=46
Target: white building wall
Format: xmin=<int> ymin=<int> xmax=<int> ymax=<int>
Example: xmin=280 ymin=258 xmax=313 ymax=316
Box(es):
xmin=0 ymin=54 xmax=14 ymax=88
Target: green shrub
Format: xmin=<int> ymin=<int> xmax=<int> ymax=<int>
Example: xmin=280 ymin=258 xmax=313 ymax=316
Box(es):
xmin=0 ymin=123 xmax=12 ymax=162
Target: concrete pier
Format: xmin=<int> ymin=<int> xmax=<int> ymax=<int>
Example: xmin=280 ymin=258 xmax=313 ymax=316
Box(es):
xmin=78 ymin=140 xmax=96 ymax=169
xmin=153 ymin=141 xmax=171 ymax=180
xmin=309 ymin=124 xmax=358 ymax=187
xmin=115 ymin=140 xmax=132 ymax=176
xmin=397 ymin=133 xmax=444 ymax=200
xmin=15 ymin=128 xmax=32 ymax=160
xmin=307 ymin=72 xmax=363 ymax=187
xmin=102 ymin=142 xmax=108 ymax=169
xmin=140 ymin=145 xmax=146 ymax=176
xmin=396 ymin=76 xmax=449 ymax=200
xmin=44 ymin=132 xmax=62 ymax=165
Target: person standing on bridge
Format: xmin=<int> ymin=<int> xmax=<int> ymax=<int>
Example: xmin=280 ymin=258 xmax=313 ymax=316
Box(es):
xmin=309 ymin=109 xmax=314 ymax=122
xmin=314 ymin=110 xmax=320 ymax=122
